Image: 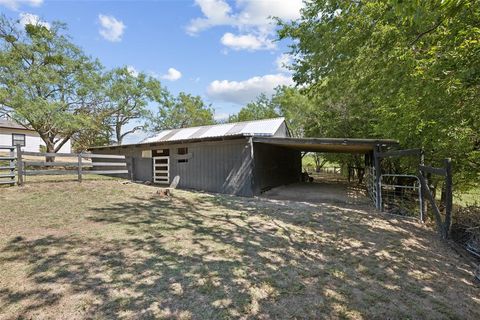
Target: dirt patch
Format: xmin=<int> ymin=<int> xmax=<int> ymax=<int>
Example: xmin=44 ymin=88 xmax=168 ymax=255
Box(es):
xmin=262 ymin=175 xmax=371 ymax=207
xmin=0 ymin=178 xmax=479 ymax=319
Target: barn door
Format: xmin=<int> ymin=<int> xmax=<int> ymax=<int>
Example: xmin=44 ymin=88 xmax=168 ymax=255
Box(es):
xmin=153 ymin=156 xmax=169 ymax=184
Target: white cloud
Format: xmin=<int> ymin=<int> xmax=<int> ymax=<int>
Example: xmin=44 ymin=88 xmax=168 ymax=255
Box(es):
xmin=188 ymin=0 xmax=303 ymax=33
xmin=187 ymin=0 xmax=304 ymax=51
xmin=126 ymin=65 xmax=139 ymax=77
xmin=18 ymin=12 xmax=50 ymax=29
xmin=0 ymin=0 xmax=42 ymax=10
xmin=161 ymin=68 xmax=182 ymax=81
xmin=221 ymin=32 xmax=275 ymax=51
xmin=186 ymin=0 xmax=233 ymax=35
xmin=207 ymin=73 xmax=293 ymax=104
xmin=213 ymin=112 xmax=229 ymax=121
xmin=98 ymin=14 xmax=125 ymax=42
xmin=275 ymin=53 xmax=292 ymax=72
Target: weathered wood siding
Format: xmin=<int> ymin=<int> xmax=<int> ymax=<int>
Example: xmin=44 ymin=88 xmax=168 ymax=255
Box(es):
xmin=251 ymin=142 xmax=301 ymax=194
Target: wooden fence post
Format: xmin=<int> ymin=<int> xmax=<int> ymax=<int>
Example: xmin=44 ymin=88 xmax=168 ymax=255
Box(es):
xmin=16 ymin=144 xmax=23 ymax=186
xmin=373 ymin=147 xmax=382 ymax=210
xmin=444 ymin=158 xmax=453 ymax=239
xmin=78 ymin=154 xmax=82 ymax=183
xmin=419 ymin=149 xmax=426 ymax=222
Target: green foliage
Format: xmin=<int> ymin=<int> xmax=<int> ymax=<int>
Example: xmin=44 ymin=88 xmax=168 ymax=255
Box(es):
xmin=147 ymin=92 xmax=215 ymax=131
xmin=0 ymin=15 xmax=104 ymax=153
xmin=278 ymin=0 xmax=480 ymax=189
xmin=228 ymin=87 xmax=314 ymax=137
xmin=228 ymin=93 xmax=280 ymax=123
xmin=104 ymin=67 xmax=166 ymax=144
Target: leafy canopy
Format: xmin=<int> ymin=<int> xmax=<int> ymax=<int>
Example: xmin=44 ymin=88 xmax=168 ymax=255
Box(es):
xmin=147 ymin=92 xmax=215 ymax=131
xmin=278 ymin=0 xmax=480 ymax=188
xmin=0 ymin=15 xmax=104 ymax=152
xmin=104 ymin=66 xmax=166 ymax=144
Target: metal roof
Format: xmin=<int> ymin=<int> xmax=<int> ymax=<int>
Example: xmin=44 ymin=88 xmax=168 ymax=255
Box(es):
xmin=0 ymin=119 xmax=33 ymax=131
xmin=252 ymin=137 xmax=399 ymax=153
xmin=141 ymin=117 xmax=286 ymax=144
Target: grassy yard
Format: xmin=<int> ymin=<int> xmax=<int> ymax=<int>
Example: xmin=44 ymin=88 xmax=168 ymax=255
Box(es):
xmin=0 ymin=179 xmax=479 ymax=319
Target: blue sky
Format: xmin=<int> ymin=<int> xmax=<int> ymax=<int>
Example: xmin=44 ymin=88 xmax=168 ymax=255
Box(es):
xmin=0 ymin=0 xmax=302 ymax=143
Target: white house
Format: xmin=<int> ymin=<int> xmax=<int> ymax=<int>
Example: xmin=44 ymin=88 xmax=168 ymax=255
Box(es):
xmin=0 ymin=118 xmax=71 ymax=153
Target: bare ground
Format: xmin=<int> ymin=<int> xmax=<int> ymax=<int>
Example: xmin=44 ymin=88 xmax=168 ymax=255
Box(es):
xmin=0 ymin=178 xmax=479 ymax=319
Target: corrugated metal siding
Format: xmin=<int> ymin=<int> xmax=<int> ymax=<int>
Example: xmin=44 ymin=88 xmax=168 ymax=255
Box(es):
xmin=169 ymin=139 xmax=253 ymax=196
xmin=273 ymin=122 xmax=290 ymax=137
xmin=93 ymin=138 xmax=254 ymax=196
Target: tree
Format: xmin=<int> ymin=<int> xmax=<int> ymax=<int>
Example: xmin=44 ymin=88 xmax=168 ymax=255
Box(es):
xmin=104 ymin=67 xmax=165 ymax=145
xmin=228 ymin=93 xmax=280 ymax=123
xmin=229 ymin=87 xmax=314 ymax=137
xmin=271 ymin=86 xmax=314 ymax=137
xmin=0 ymin=15 xmax=104 ymax=156
xmin=278 ymin=0 xmax=480 ymax=189
xmin=147 ymin=92 xmax=215 ymax=131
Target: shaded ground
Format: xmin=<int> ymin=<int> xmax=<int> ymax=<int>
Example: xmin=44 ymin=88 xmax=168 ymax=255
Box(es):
xmin=261 ymin=174 xmax=370 ymax=206
xmin=0 ymin=178 xmax=479 ymax=319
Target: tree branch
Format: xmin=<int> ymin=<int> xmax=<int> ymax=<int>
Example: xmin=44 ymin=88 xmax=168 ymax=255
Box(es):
xmin=410 ymin=18 xmax=444 ymax=46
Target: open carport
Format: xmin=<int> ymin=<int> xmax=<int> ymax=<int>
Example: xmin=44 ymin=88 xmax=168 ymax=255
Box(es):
xmin=251 ymin=136 xmax=399 ymax=205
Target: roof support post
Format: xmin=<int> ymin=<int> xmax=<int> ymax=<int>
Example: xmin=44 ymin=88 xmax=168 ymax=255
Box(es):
xmin=373 ymin=145 xmax=382 ymax=210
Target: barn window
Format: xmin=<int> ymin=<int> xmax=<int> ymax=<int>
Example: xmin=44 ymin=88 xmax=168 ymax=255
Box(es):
xmin=12 ymin=133 xmax=25 ymax=146
xmin=177 ymin=147 xmax=188 ymax=163
xmin=153 ymin=148 xmax=169 ymax=156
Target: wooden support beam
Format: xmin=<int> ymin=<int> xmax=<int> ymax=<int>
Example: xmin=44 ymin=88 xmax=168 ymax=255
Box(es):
xmin=444 ymin=158 xmax=453 ymax=239
xmin=373 ymin=147 xmax=382 ymax=210
xmin=376 ymin=148 xmax=422 ymax=158
xmin=21 ymin=151 xmax=78 ymax=157
xmin=78 ymin=154 xmax=82 ymax=183
xmin=23 ymin=161 xmax=80 ymax=167
xmin=16 ymin=145 xmax=22 ymax=186
xmin=82 ymin=153 xmax=125 ymax=159
xmin=418 ymin=172 xmax=445 ymax=238
xmin=419 ymin=165 xmax=447 ymax=176
xmin=90 ymin=162 xmax=127 ymax=167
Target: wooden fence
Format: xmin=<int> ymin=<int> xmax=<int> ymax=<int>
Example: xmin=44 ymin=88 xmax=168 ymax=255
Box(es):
xmin=1 ymin=145 xmax=128 ymax=186
xmin=0 ymin=145 xmax=16 ymax=186
xmin=373 ymin=148 xmax=454 ymax=239
xmin=419 ymin=159 xmax=453 ymax=239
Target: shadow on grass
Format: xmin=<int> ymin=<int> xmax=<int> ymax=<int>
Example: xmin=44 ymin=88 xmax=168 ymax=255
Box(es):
xmin=1 ymin=192 xmax=479 ymax=319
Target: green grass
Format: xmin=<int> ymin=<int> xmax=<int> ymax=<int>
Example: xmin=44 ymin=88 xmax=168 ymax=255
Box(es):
xmin=302 ymin=154 xmax=338 ymax=172
xmin=0 ymin=178 xmax=479 ymax=319
xmin=454 ymin=186 xmax=480 ymax=206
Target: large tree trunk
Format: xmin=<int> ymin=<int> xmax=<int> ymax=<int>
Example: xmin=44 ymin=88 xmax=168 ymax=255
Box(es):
xmin=45 ymin=139 xmax=56 ymax=162
xmin=115 ymin=123 xmax=123 ymax=145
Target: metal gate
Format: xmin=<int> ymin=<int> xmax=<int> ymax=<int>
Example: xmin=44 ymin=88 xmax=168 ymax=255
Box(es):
xmin=379 ymin=174 xmax=424 ymax=220
xmin=153 ymin=156 xmax=169 ymax=184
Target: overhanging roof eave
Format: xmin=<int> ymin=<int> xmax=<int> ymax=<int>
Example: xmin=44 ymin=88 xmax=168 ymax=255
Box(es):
xmin=252 ymin=137 xmax=399 ymax=153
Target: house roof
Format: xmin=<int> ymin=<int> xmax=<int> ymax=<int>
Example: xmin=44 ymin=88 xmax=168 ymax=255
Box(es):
xmin=141 ymin=117 xmax=286 ymax=144
xmin=0 ymin=119 xmax=33 ymax=131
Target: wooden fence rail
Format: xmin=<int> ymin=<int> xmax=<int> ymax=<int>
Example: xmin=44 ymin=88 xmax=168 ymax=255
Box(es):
xmin=1 ymin=146 xmax=129 ymax=186
xmin=0 ymin=145 xmax=16 ymax=186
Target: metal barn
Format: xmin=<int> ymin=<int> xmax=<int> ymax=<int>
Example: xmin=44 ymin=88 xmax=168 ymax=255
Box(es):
xmin=90 ymin=118 xmax=397 ymax=197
